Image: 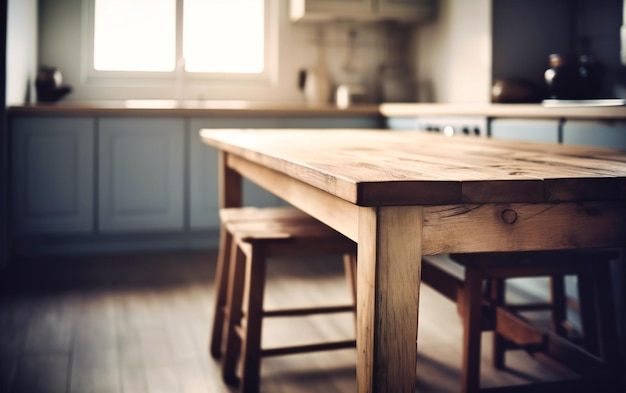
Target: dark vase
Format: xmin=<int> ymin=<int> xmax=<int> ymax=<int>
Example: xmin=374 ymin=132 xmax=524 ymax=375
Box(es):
xmin=544 ymin=54 xmax=604 ymax=99
xmin=35 ymin=66 xmax=72 ymax=102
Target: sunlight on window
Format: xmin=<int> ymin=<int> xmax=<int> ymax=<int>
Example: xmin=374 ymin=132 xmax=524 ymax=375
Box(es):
xmin=183 ymin=0 xmax=265 ymax=73
xmin=93 ymin=0 xmax=265 ymax=74
xmin=94 ymin=0 xmax=176 ymax=72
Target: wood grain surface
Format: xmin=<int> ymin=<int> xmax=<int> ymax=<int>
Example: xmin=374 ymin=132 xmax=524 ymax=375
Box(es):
xmin=201 ymin=130 xmax=626 ymax=206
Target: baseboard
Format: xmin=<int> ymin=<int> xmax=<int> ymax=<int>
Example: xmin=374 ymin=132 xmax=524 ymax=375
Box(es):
xmin=11 ymin=229 xmax=220 ymax=258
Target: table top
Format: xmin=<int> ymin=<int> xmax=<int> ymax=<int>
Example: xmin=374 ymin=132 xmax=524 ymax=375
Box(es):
xmin=200 ymin=129 xmax=626 ymax=206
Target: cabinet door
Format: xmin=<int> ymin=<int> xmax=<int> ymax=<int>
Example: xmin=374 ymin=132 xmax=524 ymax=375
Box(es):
xmin=11 ymin=117 xmax=94 ymax=234
xmin=189 ymin=117 xmax=283 ymax=229
xmin=490 ymin=119 xmax=559 ymax=143
xmin=562 ymin=120 xmax=626 ymax=149
xmin=99 ymin=117 xmax=184 ymax=232
xmin=291 ymin=0 xmax=373 ymax=20
xmin=291 ymin=0 xmax=431 ymax=21
xmin=377 ymin=0 xmax=433 ymax=20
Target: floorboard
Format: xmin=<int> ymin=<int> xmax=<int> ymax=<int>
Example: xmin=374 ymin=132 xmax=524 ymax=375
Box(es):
xmin=0 ymin=251 xmax=593 ymax=392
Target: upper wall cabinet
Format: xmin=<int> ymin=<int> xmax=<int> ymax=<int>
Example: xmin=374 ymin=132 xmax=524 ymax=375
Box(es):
xmin=290 ymin=0 xmax=434 ymax=23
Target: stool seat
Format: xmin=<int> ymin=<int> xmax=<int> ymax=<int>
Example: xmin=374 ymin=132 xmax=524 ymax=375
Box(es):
xmin=210 ymin=207 xmax=357 ymax=393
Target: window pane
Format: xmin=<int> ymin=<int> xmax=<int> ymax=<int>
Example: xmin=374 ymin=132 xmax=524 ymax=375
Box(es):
xmin=94 ymin=0 xmax=176 ymax=72
xmin=183 ymin=0 xmax=264 ymax=73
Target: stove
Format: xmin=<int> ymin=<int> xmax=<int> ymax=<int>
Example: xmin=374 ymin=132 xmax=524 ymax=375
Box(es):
xmin=415 ymin=115 xmax=488 ymax=137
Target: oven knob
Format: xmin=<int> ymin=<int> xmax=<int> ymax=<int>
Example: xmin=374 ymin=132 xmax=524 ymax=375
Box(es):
xmin=443 ymin=125 xmax=455 ymax=137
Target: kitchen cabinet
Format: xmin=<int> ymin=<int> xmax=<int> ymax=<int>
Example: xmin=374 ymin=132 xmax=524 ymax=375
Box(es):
xmin=98 ymin=117 xmax=185 ymax=232
xmin=8 ymin=110 xmax=381 ymax=256
xmin=11 ymin=117 xmax=94 ymax=234
xmin=562 ymin=120 xmax=626 ymax=148
xmin=490 ymin=118 xmax=560 ymax=143
xmin=290 ymin=0 xmax=433 ymax=23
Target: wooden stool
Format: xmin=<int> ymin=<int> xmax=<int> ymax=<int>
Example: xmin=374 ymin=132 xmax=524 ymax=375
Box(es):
xmin=210 ymin=207 xmax=357 ymax=393
xmin=422 ymin=250 xmax=620 ymax=393
xmin=209 ymin=207 xmax=323 ymax=359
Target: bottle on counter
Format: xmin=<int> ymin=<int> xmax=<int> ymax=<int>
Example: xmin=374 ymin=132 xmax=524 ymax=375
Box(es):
xmin=299 ymin=28 xmax=331 ymax=105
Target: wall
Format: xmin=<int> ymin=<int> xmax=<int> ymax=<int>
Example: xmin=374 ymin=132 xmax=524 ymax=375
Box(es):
xmin=491 ymin=0 xmax=570 ymax=98
xmin=6 ymin=0 xmax=37 ymax=105
xmin=0 ymin=2 xmax=6 ymax=271
xmin=575 ymin=0 xmax=625 ymax=98
xmin=413 ymin=0 xmax=492 ymax=103
xmin=492 ymin=0 xmax=623 ymax=100
xmin=37 ymin=0 xmax=418 ymax=104
xmin=415 ymin=0 xmax=624 ymax=103
xmin=2 ymin=0 xmax=37 ymax=271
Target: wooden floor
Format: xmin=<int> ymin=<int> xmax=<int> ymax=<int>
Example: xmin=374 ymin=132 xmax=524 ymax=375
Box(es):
xmin=0 ymin=251 xmax=584 ymax=393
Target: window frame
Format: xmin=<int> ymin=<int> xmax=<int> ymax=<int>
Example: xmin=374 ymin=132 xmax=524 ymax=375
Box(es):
xmin=83 ymin=0 xmax=278 ymax=89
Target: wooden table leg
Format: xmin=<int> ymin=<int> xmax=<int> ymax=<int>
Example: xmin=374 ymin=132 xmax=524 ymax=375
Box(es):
xmin=219 ymin=151 xmax=242 ymax=209
xmin=461 ymin=268 xmax=484 ymax=393
xmin=357 ymin=206 xmax=423 ymax=393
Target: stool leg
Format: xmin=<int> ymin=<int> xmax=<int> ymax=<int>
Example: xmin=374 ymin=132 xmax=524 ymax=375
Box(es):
xmin=490 ymin=278 xmax=506 ymax=370
xmin=239 ymin=244 xmax=268 ymax=393
xmin=222 ymin=241 xmax=246 ymax=385
xmin=591 ymin=261 xmax=620 ymax=366
xmin=461 ymin=268 xmax=484 ymax=393
xmin=210 ymin=225 xmax=233 ymax=359
xmin=578 ymin=266 xmax=600 ymax=355
xmin=343 ymin=253 xmax=357 ymax=323
xmin=550 ymin=274 xmax=568 ymax=337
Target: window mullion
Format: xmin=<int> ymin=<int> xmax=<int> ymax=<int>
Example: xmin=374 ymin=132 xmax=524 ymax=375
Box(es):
xmin=176 ymin=0 xmax=185 ymax=72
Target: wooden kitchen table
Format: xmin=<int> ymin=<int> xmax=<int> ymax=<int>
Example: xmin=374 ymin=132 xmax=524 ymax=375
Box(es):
xmin=200 ymin=129 xmax=626 ymax=393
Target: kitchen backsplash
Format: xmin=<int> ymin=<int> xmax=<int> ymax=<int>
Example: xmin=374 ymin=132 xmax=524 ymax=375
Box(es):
xmin=292 ymin=21 xmax=417 ymax=104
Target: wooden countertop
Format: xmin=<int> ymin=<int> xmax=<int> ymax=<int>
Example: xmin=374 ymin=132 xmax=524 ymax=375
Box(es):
xmin=7 ymin=100 xmax=382 ymax=117
xmin=380 ymin=102 xmax=626 ymax=120
xmin=9 ymin=100 xmax=626 ymax=120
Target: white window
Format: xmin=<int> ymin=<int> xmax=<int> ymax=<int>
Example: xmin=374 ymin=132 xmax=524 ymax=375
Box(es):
xmin=91 ymin=0 xmax=268 ymax=76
